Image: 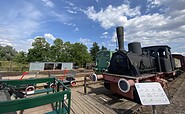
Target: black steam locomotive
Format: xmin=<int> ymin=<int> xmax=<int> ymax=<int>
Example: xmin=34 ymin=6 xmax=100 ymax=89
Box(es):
xmin=108 ymin=26 xmax=175 ymax=76
xmin=98 ymin=26 xmax=176 ymax=103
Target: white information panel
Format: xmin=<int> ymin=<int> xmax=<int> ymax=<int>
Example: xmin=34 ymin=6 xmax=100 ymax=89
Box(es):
xmin=135 ymin=82 xmax=170 ymax=105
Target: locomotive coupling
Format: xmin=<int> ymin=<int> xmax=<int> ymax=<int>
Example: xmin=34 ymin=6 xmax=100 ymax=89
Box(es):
xmin=89 ymin=73 xmax=103 ymax=82
xmin=118 ymin=78 xmax=135 ymax=93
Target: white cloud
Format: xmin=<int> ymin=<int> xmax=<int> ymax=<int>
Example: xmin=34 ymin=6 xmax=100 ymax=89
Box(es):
xmin=79 ymin=38 xmax=93 ymax=45
xmin=84 ymin=4 xmax=141 ymax=29
xmin=74 ymin=28 xmax=79 ymax=32
xmin=14 ymin=39 xmax=34 ymax=52
xmin=51 ymin=11 xmax=64 ymax=18
xmin=50 ymin=9 xmax=74 ymax=23
xmin=84 ymin=1 xmax=185 ymax=54
xmin=123 ymin=0 xmax=130 ymax=4
xmin=0 ymin=39 xmax=13 ymax=47
xmin=102 ymin=32 xmax=108 ymax=35
xmin=44 ymin=33 xmax=56 ymax=40
xmin=146 ymin=0 xmax=161 ymax=11
xmin=178 ymin=46 xmax=185 ymax=49
xmin=0 ymin=2 xmax=42 ymax=52
xmin=64 ymin=22 xmax=76 ymax=26
xmin=65 ymin=1 xmax=74 ymax=6
xmin=101 ymin=32 xmax=109 ymax=38
xmin=173 ymin=51 xmax=185 ymax=56
xmin=111 ymin=32 xmax=117 ymax=42
xmin=68 ymin=10 xmax=77 ymax=14
xmin=42 ymin=0 xmax=54 ymax=8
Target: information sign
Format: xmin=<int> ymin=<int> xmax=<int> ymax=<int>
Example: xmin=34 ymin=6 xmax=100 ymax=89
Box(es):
xmin=135 ymin=82 xmax=170 ymax=105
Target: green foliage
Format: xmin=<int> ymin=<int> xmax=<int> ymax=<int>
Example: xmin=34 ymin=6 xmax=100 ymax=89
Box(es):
xmin=27 ymin=37 xmax=92 ymax=68
xmin=0 ymin=45 xmax=17 ymax=61
xmin=27 ymin=37 xmax=50 ymax=62
xmin=90 ymin=42 xmax=100 ymax=62
xmin=62 ymin=41 xmax=73 ymax=62
xmin=101 ymin=46 xmax=107 ymax=50
xmin=0 ymin=45 xmax=28 ymax=71
xmin=50 ymin=38 xmax=64 ymax=61
xmin=13 ymin=51 xmax=27 ymax=64
xmin=70 ymin=43 xmax=92 ymax=67
xmin=0 ymin=37 xmax=93 ymax=70
xmin=0 ymin=61 xmax=28 ymax=71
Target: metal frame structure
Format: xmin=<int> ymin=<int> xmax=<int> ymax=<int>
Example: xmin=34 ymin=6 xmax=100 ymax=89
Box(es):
xmin=0 ymin=77 xmax=71 ymax=114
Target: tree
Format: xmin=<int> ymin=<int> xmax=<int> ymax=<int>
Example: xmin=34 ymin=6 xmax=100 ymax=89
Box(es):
xmin=27 ymin=37 xmax=50 ymax=62
xmin=70 ymin=43 xmax=91 ymax=67
xmin=90 ymin=42 xmax=100 ymax=62
xmin=101 ymin=46 xmax=107 ymax=50
xmin=0 ymin=45 xmax=17 ymax=61
xmin=14 ymin=51 xmax=27 ymax=64
xmin=61 ymin=41 xmax=73 ymax=62
xmin=50 ymin=38 xmax=64 ymax=61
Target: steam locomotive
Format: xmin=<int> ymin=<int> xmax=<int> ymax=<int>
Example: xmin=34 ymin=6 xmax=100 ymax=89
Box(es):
xmin=91 ymin=26 xmax=176 ymax=103
xmin=109 ymin=26 xmax=174 ymax=76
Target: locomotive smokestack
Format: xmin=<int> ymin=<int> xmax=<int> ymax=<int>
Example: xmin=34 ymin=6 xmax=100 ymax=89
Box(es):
xmin=116 ymin=26 xmax=124 ymax=51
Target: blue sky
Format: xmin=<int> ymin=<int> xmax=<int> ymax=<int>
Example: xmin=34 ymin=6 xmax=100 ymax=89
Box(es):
xmin=0 ymin=0 xmax=185 ymax=55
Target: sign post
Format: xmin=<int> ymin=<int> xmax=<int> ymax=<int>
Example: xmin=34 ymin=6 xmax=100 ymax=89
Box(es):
xmin=152 ymin=105 xmax=157 ymax=114
xmin=135 ymin=82 xmax=170 ymax=114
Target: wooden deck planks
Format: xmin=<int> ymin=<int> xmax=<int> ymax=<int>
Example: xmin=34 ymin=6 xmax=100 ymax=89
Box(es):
xmin=1 ymin=81 xmax=135 ymax=114
xmin=18 ymin=104 xmax=53 ymax=114
xmin=70 ymin=84 xmax=117 ymax=114
xmin=71 ymin=90 xmax=104 ymax=114
xmin=82 ymin=95 xmax=117 ymax=114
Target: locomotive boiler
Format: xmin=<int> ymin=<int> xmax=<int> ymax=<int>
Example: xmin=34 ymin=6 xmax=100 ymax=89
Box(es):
xmin=90 ymin=26 xmax=175 ymax=103
xmin=108 ymin=27 xmax=156 ymax=76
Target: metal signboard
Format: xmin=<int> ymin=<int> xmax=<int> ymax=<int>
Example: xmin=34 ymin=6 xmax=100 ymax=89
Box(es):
xmin=135 ymin=82 xmax=170 ymax=105
xmin=62 ymin=62 xmax=73 ymax=70
xmin=29 ymin=62 xmax=45 ymax=71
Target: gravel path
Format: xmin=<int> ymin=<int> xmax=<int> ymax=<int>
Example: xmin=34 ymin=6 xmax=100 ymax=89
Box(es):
xmin=162 ymin=75 xmax=185 ymax=114
xmin=137 ymin=73 xmax=185 ymax=114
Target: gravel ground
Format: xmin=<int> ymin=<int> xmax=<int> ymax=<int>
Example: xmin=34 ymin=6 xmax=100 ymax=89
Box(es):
xmin=162 ymin=75 xmax=185 ymax=114
xmin=137 ymin=72 xmax=185 ymax=114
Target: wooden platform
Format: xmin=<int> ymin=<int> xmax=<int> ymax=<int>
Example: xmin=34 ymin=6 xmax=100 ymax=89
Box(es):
xmin=1 ymin=72 xmax=185 ymax=114
xmin=9 ymin=82 xmax=136 ymax=114
xmin=0 ymin=72 xmax=137 ymax=114
xmin=70 ymin=82 xmax=137 ymax=114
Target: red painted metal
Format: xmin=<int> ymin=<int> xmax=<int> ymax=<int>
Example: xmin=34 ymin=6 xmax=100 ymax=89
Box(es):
xmin=19 ymin=72 xmax=29 ymax=80
xmin=102 ymin=73 xmax=170 ymax=101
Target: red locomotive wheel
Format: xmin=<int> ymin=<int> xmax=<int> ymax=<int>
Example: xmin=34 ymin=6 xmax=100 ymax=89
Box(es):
xmin=25 ymin=86 xmax=35 ymax=92
xmin=71 ymin=81 xmax=76 ymax=86
xmin=50 ymin=83 xmax=56 ymax=88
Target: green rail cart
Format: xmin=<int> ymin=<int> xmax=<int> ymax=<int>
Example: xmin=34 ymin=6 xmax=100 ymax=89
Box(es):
xmin=0 ymin=77 xmax=71 ymax=114
xmin=95 ymin=50 xmax=115 ymax=74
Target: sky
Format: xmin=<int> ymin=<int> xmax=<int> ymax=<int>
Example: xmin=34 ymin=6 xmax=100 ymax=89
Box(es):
xmin=0 ymin=0 xmax=185 ymax=55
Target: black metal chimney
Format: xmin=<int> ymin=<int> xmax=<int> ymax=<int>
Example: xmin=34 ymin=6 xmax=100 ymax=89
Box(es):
xmin=116 ymin=26 xmax=124 ymax=51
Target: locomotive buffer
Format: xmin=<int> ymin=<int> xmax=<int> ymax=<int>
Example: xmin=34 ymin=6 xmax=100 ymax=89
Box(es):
xmin=135 ymin=82 xmax=170 ymax=114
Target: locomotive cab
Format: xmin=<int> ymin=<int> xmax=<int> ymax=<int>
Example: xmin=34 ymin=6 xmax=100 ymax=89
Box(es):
xmin=142 ymin=46 xmax=175 ymax=72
